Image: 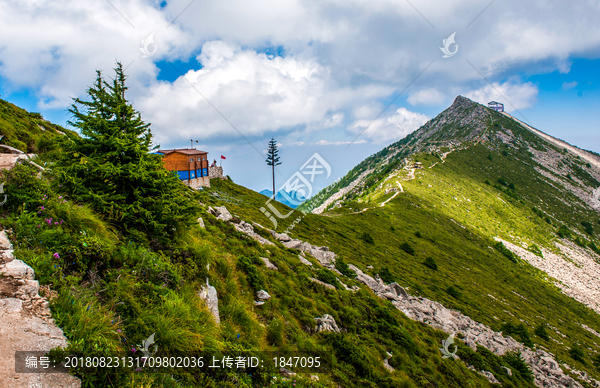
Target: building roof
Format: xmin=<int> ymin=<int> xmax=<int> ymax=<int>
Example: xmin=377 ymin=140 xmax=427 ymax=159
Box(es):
xmin=488 ymin=101 xmax=504 ymax=106
xmin=158 ymin=149 xmax=208 ymax=155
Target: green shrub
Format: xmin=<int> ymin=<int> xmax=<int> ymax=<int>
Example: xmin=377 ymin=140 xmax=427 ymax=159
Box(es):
xmin=316 ymin=269 xmax=340 ymax=289
xmin=497 ymin=177 xmax=508 ymax=186
xmin=502 ymin=150 xmax=509 ymax=157
xmin=589 ymin=242 xmax=600 ymax=254
xmin=503 ymin=352 xmax=533 ymax=382
xmin=446 ymin=285 xmax=462 ymax=299
xmin=534 ymin=322 xmax=550 ymax=341
xmin=574 ymin=236 xmax=588 ymax=247
xmin=569 ymin=344 xmax=586 ymax=363
xmin=501 ymin=322 xmax=533 ymax=347
xmin=236 ymin=255 xmax=265 ymax=291
xmin=487 ymin=154 xmax=493 ymax=161
xmin=390 ymin=225 xmax=395 ymax=232
xmin=494 ymin=241 xmax=518 ymax=263
xmin=484 ymin=179 xmax=491 ymax=185
xmin=414 ymin=231 xmax=422 ymax=238
xmin=582 ymin=221 xmax=594 ymax=235
xmin=360 ymin=232 xmax=374 ymax=244
xmin=379 ymin=267 xmax=395 ymax=284
xmin=557 ymin=225 xmax=571 ymax=238
xmin=529 ymin=244 xmax=543 ymax=257
xmin=266 ymin=318 xmax=284 ymax=347
xmin=423 ymin=257 xmax=438 ymax=270
xmin=399 ymin=242 xmax=415 ymax=255
xmin=508 ymin=183 xmax=516 ymax=190
xmin=335 ymin=258 xmax=355 ymax=278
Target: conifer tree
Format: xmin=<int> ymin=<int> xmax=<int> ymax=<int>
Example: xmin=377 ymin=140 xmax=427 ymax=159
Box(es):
xmin=56 ymin=63 xmax=199 ymax=239
xmin=265 ymin=138 xmax=281 ymax=199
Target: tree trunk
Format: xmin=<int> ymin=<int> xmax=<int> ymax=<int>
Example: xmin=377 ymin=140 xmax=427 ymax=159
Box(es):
xmin=272 ymin=163 xmax=275 ymax=200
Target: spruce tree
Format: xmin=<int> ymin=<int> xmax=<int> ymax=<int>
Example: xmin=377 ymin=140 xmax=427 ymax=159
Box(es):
xmin=56 ymin=63 xmax=199 ymax=240
xmin=265 ymin=138 xmax=281 ymax=199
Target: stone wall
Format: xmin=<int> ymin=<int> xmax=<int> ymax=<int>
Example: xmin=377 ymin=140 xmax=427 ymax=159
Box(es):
xmin=183 ymin=176 xmax=211 ymax=189
xmin=209 ymin=166 xmax=224 ymax=179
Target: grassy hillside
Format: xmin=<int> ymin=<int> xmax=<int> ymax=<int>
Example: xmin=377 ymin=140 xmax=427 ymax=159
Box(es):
xmin=1 ymin=164 xmax=537 ymax=388
xmin=2 ymin=91 xmax=599 ymax=387
xmin=0 ymin=98 xmax=77 ymax=152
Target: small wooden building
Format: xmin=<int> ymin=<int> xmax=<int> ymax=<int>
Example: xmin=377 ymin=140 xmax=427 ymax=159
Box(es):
xmin=157 ymin=149 xmax=210 ymax=188
xmin=488 ymin=101 xmax=504 ymax=112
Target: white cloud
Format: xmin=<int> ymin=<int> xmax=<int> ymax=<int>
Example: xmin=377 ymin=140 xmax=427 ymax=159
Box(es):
xmin=407 ymin=88 xmax=446 ymax=106
xmin=0 ymin=0 xmax=599 ymax=146
xmin=312 ymin=139 xmax=367 ymax=145
xmin=562 ymin=81 xmax=578 ymax=90
xmin=464 ymin=80 xmax=538 ymax=112
xmin=347 ymin=107 xmax=429 ymax=144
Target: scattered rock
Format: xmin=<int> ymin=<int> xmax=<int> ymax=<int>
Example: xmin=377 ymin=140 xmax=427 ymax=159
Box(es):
xmin=198 ymin=283 xmax=220 ymax=324
xmin=299 ymin=255 xmax=313 ymax=267
xmin=309 ymin=277 xmax=336 ymax=290
xmin=256 ymin=290 xmax=271 ymax=300
xmin=1 ymin=260 xmax=34 ymax=280
xmin=347 ymin=263 xmax=593 ymax=388
xmin=254 ymin=301 xmax=265 ymax=306
xmin=314 ymin=314 xmax=340 ymax=333
xmin=280 ymin=367 xmax=296 ymax=377
xmin=233 ymin=221 xmax=274 ymax=246
xmin=0 ymin=231 xmax=13 ymax=250
xmin=260 ymin=257 xmax=278 ymax=270
xmin=197 ymin=217 xmax=205 ymax=228
xmin=383 ymin=352 xmax=394 ymax=372
xmin=214 ymin=206 xmax=233 ymax=221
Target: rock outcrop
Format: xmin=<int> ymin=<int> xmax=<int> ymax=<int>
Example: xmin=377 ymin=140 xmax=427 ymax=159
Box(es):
xmin=313 ymin=314 xmax=340 ymax=333
xmin=198 ymin=282 xmax=220 ymax=324
xmin=233 ymin=221 xmax=274 ymax=246
xmin=260 ymin=257 xmax=278 ymax=270
xmin=348 ymin=263 xmax=596 ymax=388
xmin=208 ymin=206 xmax=233 ymax=222
xmin=0 ymin=231 xmax=80 ymax=387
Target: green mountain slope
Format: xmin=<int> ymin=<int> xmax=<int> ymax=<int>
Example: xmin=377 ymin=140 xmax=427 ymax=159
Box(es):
xmin=0 ymin=98 xmax=76 ymax=152
xmin=2 ymin=93 xmax=600 ymax=388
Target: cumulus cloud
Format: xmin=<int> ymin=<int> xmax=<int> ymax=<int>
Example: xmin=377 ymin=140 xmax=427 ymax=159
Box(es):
xmin=562 ymin=81 xmax=578 ymax=90
xmin=407 ymin=88 xmax=446 ymax=106
xmin=347 ymin=107 xmax=429 ymax=144
xmin=0 ymin=0 xmax=599 ymax=146
xmin=464 ymin=80 xmax=538 ymax=112
xmin=312 ymin=139 xmax=367 ymax=145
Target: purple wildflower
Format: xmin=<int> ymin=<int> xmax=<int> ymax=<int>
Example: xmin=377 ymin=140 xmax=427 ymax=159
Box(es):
xmin=53 ymin=252 xmax=60 ymax=259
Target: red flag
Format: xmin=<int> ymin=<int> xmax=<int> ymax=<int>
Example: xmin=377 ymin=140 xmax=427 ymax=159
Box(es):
xmin=221 ymin=155 xmax=226 ymax=159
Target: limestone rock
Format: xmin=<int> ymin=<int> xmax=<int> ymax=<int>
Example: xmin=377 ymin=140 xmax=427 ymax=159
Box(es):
xmin=233 ymin=221 xmax=274 ymax=246
xmin=309 ymin=277 xmax=336 ymax=290
xmin=314 ymin=314 xmax=340 ymax=333
xmin=260 ymin=257 xmax=278 ymax=270
xmin=273 ymin=233 xmax=291 ymax=242
xmin=197 ymin=217 xmax=205 ymax=228
xmin=214 ymin=206 xmax=232 ymax=221
xmin=280 ymin=367 xmax=296 ymax=377
xmin=254 ymin=300 xmax=265 ymax=306
xmin=0 ymin=231 xmax=13 ymax=250
xmin=1 ymin=260 xmax=35 ymax=280
xmin=198 ymin=284 xmax=220 ymax=324
xmin=256 ymin=290 xmax=271 ymax=300
xmin=299 ymin=255 xmax=313 ymax=267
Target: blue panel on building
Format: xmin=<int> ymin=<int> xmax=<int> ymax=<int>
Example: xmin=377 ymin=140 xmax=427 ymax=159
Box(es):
xmin=190 ymin=171 xmax=195 ymax=179
xmin=203 ymin=168 xmax=208 ymax=176
xmin=176 ymin=171 xmax=188 ymax=180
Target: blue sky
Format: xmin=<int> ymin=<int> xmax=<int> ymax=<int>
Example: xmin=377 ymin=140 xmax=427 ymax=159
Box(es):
xmin=1 ymin=0 xmax=599 ymax=194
